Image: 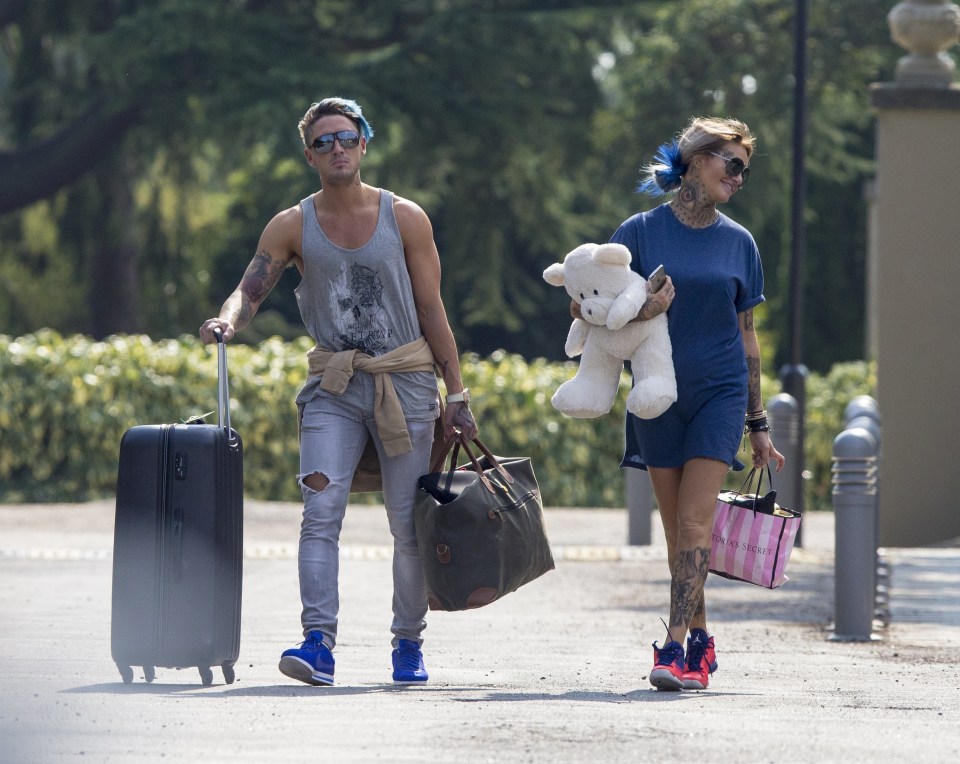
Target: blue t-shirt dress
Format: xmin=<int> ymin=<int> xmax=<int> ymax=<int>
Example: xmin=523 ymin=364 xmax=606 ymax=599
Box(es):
xmin=610 ymin=203 xmax=765 ymax=471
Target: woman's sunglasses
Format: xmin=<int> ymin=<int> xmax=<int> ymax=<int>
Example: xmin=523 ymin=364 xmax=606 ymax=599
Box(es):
xmin=708 ymin=151 xmax=750 ymax=185
xmin=310 ymin=130 xmax=361 ymax=154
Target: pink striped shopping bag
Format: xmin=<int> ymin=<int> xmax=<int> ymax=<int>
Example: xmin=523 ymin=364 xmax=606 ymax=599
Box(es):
xmin=710 ymin=468 xmax=802 ymax=589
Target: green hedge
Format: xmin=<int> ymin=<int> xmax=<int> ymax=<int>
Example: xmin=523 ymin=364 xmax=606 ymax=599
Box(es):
xmin=0 ymin=331 xmax=874 ymax=508
xmin=803 ymin=359 xmax=878 ymax=509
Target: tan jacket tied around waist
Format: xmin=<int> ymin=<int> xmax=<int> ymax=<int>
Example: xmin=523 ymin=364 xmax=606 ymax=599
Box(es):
xmin=307 ymin=336 xmax=437 ymax=457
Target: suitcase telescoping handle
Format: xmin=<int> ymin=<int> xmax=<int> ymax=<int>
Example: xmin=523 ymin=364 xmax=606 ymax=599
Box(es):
xmin=212 ymin=328 xmax=235 ymax=443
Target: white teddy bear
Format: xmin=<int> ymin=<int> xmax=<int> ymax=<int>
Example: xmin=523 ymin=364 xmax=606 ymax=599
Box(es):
xmin=543 ymin=242 xmax=677 ymax=419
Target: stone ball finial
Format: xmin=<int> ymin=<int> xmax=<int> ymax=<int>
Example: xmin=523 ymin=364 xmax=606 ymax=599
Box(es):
xmin=889 ymin=0 xmax=960 ymax=85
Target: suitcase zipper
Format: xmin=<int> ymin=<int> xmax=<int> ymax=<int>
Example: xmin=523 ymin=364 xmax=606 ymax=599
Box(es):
xmin=156 ymin=424 xmax=171 ymax=662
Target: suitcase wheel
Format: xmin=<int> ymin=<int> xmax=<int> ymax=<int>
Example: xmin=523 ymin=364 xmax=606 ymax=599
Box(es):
xmin=222 ymin=664 xmax=236 ymax=685
xmin=199 ymin=666 xmax=214 ymax=686
xmin=117 ymin=664 xmax=134 ymax=684
xmin=143 ymin=665 xmax=155 ymax=683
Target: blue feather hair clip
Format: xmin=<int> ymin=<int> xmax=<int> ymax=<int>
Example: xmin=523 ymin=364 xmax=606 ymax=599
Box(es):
xmin=636 ymin=139 xmax=686 ymax=196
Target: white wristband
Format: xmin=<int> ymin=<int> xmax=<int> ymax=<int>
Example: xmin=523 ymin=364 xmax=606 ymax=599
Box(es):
xmin=445 ymin=388 xmax=470 ymax=405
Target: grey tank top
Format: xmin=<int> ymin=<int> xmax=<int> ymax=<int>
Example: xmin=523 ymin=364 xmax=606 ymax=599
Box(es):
xmin=294 ymin=189 xmax=438 ymax=420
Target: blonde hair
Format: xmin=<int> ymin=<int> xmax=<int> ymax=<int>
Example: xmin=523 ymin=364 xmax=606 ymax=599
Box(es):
xmin=639 ymin=117 xmax=755 ymax=196
xmin=678 ymin=116 xmax=755 ymax=161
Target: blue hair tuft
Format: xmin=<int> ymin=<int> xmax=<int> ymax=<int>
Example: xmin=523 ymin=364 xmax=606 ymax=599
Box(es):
xmin=636 ymin=139 xmax=686 ymax=196
xmin=339 ymin=98 xmax=374 ymax=141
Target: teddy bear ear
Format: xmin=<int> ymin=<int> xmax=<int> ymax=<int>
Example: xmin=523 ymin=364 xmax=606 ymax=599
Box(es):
xmin=543 ymin=263 xmax=566 ymax=286
xmin=592 ymin=243 xmax=631 ymax=266
xmin=565 ymin=243 xmax=598 ymax=261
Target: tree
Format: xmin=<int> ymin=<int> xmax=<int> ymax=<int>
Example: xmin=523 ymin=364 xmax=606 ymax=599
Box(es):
xmin=0 ymin=0 xmax=647 ymax=342
xmin=589 ymin=0 xmax=896 ymax=371
xmin=1 ymin=0 xmax=902 ymax=372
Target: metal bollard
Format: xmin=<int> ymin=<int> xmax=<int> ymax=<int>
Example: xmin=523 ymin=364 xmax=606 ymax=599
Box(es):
xmin=829 ymin=427 xmax=881 ymax=641
xmin=768 ymin=393 xmax=802 ymax=545
xmin=844 ymin=395 xmax=880 ymax=427
xmin=625 ymin=468 xmax=654 ymax=546
xmin=842 ymin=396 xmax=886 ymax=625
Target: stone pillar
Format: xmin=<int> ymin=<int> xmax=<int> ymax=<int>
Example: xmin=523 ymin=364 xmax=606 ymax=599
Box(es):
xmin=870 ymin=1 xmax=960 ymax=545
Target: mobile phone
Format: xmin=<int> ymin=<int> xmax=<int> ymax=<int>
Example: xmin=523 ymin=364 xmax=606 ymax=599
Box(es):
xmin=648 ymin=264 xmax=666 ymax=293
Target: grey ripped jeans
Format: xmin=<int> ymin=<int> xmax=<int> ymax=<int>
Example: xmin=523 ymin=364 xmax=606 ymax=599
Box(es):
xmin=297 ymin=393 xmax=435 ymax=651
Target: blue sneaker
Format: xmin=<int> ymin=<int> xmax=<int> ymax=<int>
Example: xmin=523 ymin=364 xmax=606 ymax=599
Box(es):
xmin=279 ymin=631 xmax=335 ymax=686
xmin=649 ymin=639 xmax=685 ymax=691
xmin=392 ymin=639 xmax=428 ymax=684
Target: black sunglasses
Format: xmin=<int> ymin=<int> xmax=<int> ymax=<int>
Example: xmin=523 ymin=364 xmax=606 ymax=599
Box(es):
xmin=708 ymin=151 xmax=750 ymax=184
xmin=310 ymin=130 xmax=361 ymax=154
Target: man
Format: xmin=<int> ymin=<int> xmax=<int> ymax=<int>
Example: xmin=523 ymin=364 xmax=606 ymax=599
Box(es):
xmin=199 ymin=97 xmax=477 ymax=686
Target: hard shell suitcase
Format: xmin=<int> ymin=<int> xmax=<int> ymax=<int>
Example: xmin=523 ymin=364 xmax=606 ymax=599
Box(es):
xmin=111 ymin=332 xmax=243 ymax=686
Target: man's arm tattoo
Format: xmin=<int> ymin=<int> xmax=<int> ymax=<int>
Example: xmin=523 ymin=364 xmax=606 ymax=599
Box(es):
xmin=240 ymin=251 xmax=287 ymax=306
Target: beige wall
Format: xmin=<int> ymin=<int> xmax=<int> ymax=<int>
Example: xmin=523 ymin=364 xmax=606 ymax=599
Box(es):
xmin=871 ymin=86 xmax=960 ymax=545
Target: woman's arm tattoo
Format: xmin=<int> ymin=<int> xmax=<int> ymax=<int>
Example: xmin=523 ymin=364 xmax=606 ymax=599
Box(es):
xmin=742 ymin=309 xmax=763 ymax=411
xmin=747 ymin=356 xmax=762 ymax=411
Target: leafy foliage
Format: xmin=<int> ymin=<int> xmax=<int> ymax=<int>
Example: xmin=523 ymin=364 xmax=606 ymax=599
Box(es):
xmin=1 ymin=0 xmax=900 ymax=373
xmin=0 ymin=330 xmax=311 ymax=502
xmin=804 ymin=359 xmax=878 ymax=509
xmin=1 ymin=332 xmax=869 ymax=509
xmin=591 ymin=0 xmax=895 ymax=373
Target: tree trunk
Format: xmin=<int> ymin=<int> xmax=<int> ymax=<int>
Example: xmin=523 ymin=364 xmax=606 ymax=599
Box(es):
xmin=0 ymin=100 xmax=140 ymax=216
xmin=89 ymin=153 xmax=142 ymax=338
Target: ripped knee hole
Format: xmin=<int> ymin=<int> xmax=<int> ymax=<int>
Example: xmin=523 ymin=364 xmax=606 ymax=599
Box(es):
xmin=301 ymin=471 xmax=329 ymax=492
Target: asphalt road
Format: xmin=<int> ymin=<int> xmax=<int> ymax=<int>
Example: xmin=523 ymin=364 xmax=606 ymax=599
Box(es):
xmin=0 ymin=501 xmax=957 ymax=763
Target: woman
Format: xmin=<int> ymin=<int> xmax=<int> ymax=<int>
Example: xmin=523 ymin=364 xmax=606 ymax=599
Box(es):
xmin=609 ymin=117 xmax=784 ymax=691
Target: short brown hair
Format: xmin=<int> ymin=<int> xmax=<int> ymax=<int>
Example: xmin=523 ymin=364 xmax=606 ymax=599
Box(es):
xmin=298 ymin=97 xmax=374 ymax=146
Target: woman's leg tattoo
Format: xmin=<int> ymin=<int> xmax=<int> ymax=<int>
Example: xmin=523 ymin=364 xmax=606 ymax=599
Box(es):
xmin=669 ymin=547 xmax=711 ymax=632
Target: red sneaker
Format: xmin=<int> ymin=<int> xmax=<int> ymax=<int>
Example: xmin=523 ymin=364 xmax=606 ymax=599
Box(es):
xmin=649 ymin=640 xmax=685 ymax=691
xmin=681 ymin=629 xmax=717 ymax=690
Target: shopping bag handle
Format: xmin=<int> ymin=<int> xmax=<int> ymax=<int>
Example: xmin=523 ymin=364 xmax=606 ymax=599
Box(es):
xmin=732 ymin=465 xmax=772 ymax=495
xmin=731 ymin=465 xmax=776 ymax=511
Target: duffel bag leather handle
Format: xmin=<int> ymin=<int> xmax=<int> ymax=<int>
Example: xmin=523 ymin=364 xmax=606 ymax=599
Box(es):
xmin=429 ymin=431 xmax=463 ymax=474
xmin=427 ymin=430 xmax=492 ymax=493
xmin=457 ymin=438 xmax=494 ymax=493
xmin=429 ymin=431 xmax=516 ymax=494
xmin=465 ymin=436 xmax=515 ymax=485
